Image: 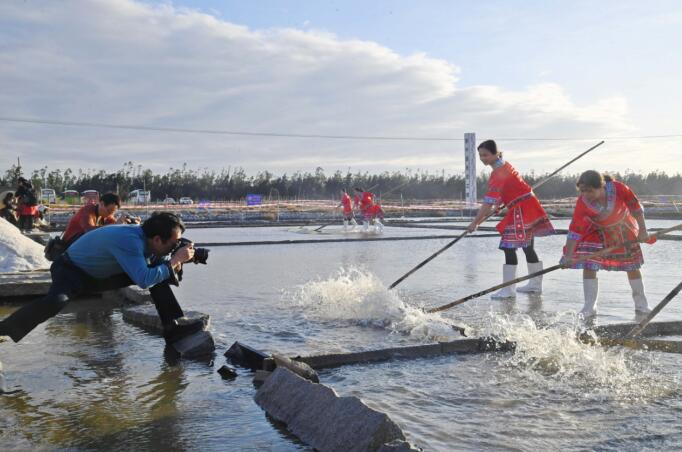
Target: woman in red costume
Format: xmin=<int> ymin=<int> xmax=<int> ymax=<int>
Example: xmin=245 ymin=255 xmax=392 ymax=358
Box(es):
xmin=467 ymin=140 xmax=555 ymax=298
xmin=560 ymin=171 xmax=651 ymax=317
xmin=354 ymin=187 xmax=376 ymax=232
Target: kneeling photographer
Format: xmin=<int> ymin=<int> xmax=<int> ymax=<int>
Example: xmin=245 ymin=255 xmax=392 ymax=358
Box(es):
xmin=0 ymin=212 xmax=208 ymax=346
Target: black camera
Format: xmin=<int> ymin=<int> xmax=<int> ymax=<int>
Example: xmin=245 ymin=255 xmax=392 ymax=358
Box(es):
xmin=173 ymin=237 xmax=209 ymax=265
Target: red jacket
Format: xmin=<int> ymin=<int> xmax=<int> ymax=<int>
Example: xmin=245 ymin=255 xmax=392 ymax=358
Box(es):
xmin=63 ymin=204 xmax=117 ymax=244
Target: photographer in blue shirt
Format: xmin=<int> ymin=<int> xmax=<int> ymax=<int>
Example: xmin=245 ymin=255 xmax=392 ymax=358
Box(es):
xmin=0 ymin=212 xmax=199 ymax=345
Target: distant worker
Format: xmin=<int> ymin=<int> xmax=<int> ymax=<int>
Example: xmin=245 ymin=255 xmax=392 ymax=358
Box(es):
xmin=467 ymin=140 xmax=555 ymax=298
xmin=61 ymin=192 xmax=128 ymax=245
xmin=337 ymin=189 xmax=357 ymax=230
xmin=0 ymin=191 xmax=18 ymax=228
xmin=15 ymin=177 xmax=38 ymax=231
xmin=368 ymin=202 xmax=385 ymax=232
xmin=354 ymin=187 xmax=376 ymax=232
xmin=0 ymin=212 xmax=202 ymax=346
xmin=560 ymin=171 xmax=651 ymax=318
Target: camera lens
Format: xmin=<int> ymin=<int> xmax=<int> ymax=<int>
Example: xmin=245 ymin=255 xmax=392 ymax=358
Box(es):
xmin=193 ymin=247 xmax=209 ymax=264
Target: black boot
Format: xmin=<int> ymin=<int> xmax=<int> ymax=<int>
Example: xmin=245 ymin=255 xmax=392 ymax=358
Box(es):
xmin=162 ymin=319 xmax=205 ymax=344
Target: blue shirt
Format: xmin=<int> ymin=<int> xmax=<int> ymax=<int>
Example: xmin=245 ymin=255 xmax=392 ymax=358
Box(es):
xmin=67 ymin=225 xmax=170 ymax=289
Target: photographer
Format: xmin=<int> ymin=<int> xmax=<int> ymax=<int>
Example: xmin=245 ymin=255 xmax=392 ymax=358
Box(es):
xmin=15 ymin=177 xmax=38 ymax=231
xmin=0 ymin=212 xmax=202 ymax=345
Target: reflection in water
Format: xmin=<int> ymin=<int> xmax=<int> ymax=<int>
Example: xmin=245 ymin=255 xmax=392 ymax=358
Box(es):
xmin=3 ymin=224 xmax=682 ymax=450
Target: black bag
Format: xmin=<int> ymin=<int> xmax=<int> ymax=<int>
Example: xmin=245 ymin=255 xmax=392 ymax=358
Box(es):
xmin=44 ymin=236 xmax=68 ymax=261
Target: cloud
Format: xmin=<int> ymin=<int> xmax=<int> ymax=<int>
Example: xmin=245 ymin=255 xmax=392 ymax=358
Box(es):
xmin=0 ymin=0 xmax=651 ymax=176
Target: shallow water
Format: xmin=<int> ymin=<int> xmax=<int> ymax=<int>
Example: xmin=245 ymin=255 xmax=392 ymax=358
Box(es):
xmin=2 ymin=220 xmax=682 ymax=450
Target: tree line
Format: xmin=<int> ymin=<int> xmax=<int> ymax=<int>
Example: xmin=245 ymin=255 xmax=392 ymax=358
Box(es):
xmin=2 ymin=162 xmax=682 ymax=201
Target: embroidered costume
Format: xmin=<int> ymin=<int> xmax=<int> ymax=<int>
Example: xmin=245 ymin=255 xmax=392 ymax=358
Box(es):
xmin=565 ymin=180 xmax=644 ymax=271
xmin=483 ymin=159 xmax=555 ymax=249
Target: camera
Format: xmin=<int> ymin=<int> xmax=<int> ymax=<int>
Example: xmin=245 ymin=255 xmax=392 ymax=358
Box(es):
xmin=173 ymin=237 xmax=209 ymax=265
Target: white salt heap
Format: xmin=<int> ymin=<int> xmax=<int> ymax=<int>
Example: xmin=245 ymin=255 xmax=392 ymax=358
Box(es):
xmin=0 ymin=218 xmax=50 ymax=272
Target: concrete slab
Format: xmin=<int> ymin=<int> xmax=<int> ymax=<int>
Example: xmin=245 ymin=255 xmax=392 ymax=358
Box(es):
xmin=0 ymin=270 xmax=51 ymax=298
xmin=295 ymin=337 xmax=514 ymax=370
xmin=118 ymin=286 xmax=152 ymax=304
xmin=169 ymin=330 xmax=215 ymax=358
xmin=255 ymin=367 xmax=406 ymax=452
xmin=121 ymin=304 xmax=210 ymax=333
xmin=592 ymin=320 xmax=682 ymax=339
xmin=121 ymin=304 xmax=214 ymax=357
xmin=224 ymin=341 xmax=270 ymax=370
xmin=272 ymin=354 xmax=319 ymax=383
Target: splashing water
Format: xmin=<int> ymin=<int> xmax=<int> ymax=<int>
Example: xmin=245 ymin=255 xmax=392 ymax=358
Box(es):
xmin=287 ymin=267 xmax=465 ymax=340
xmin=478 ymin=312 xmax=678 ymax=402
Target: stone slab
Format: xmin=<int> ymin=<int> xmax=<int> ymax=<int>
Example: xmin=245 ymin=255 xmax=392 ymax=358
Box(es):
xmin=0 ymin=270 xmax=51 ymax=298
xmin=272 ymin=354 xmax=319 ymax=383
xmin=0 ymin=359 xmax=6 ymax=394
xmin=121 ymin=304 xmax=210 ymax=333
xmin=592 ymin=320 xmax=682 ymax=339
xmin=295 ymin=337 xmax=512 ymax=370
xmin=255 ymin=367 xmax=406 ymax=452
xmin=169 ymin=330 xmax=215 ymax=358
xmin=217 ymin=364 xmax=238 ymax=379
xmin=253 ymin=369 xmax=272 ymax=384
xmin=224 ymin=341 xmax=270 ymax=370
xmin=121 ymin=304 xmax=214 ymax=357
xmin=118 ymin=286 xmax=152 ymax=304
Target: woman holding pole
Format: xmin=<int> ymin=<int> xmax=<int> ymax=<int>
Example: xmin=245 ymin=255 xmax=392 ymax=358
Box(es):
xmin=561 ymin=171 xmax=651 ymax=317
xmin=467 ymin=140 xmax=555 ymax=298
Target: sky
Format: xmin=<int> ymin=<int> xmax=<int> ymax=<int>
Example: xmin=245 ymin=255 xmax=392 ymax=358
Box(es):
xmin=1 ymin=0 xmax=681 ymax=177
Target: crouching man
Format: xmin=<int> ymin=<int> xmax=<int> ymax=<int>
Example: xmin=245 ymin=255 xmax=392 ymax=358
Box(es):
xmin=0 ymin=212 xmax=199 ymax=345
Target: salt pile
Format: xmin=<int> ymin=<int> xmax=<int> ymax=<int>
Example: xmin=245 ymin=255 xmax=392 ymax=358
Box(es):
xmin=0 ymin=218 xmax=50 ymax=272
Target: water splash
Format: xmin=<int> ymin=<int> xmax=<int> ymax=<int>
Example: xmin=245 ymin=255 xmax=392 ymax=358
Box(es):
xmin=287 ymin=267 xmax=465 ymax=340
xmin=478 ymin=312 xmax=678 ymax=402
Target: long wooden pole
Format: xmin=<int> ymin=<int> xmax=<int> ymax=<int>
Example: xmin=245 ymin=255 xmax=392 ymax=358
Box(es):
xmin=427 ymin=222 xmax=682 ymax=314
xmin=388 ymin=140 xmax=605 ymax=290
xmin=625 ymin=280 xmax=682 ymax=338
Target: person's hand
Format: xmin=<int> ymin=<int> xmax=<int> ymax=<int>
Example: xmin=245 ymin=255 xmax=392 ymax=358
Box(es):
xmin=559 ymin=255 xmax=574 ymax=268
xmin=170 ymin=245 xmax=195 ymax=269
xmin=466 ymin=222 xmax=478 ymax=233
xmin=637 ymin=230 xmax=650 ymax=243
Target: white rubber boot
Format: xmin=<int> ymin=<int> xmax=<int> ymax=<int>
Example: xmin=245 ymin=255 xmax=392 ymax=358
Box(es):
xmin=343 ymin=220 xmax=349 ymax=231
xmin=374 ymin=219 xmax=384 ymax=233
xmin=580 ymin=278 xmax=599 ymax=318
xmin=491 ymin=265 xmax=517 ymax=299
xmin=629 ymin=278 xmax=651 ymax=314
xmin=516 ymin=261 xmax=543 ymax=294
xmin=350 ymin=218 xmax=358 ymax=228
xmin=363 ymin=221 xmax=369 ymax=232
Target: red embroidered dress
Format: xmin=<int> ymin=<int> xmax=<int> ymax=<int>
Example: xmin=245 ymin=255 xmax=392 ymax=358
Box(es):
xmin=484 ymin=159 xmax=555 ymax=249
xmin=566 ymin=180 xmax=644 ymax=271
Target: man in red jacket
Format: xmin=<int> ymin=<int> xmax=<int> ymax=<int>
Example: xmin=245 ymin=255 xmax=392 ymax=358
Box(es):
xmin=62 ymin=192 xmax=126 ymax=245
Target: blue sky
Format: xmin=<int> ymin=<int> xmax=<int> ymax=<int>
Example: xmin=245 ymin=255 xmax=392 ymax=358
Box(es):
xmin=1 ymin=1 xmax=681 ymax=175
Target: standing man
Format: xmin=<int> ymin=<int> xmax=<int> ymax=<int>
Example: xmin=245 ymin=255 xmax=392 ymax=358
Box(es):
xmin=0 ymin=212 xmax=201 ymax=346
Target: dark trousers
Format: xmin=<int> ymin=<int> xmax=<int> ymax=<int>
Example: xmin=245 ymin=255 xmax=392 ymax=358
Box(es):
xmin=0 ymin=254 xmax=184 ymax=343
xmin=18 ymin=214 xmax=34 ymax=231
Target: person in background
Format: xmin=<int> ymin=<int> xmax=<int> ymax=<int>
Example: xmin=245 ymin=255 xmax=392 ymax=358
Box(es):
xmin=354 ymin=187 xmax=376 ymax=232
xmin=0 ymin=191 xmax=18 ymax=227
xmin=15 ymin=177 xmax=38 ymax=231
xmin=467 ymin=140 xmax=555 ymax=298
xmin=560 ymin=170 xmax=651 ymax=318
xmin=336 ymin=189 xmax=357 ymax=230
xmin=61 ymin=192 xmax=128 ymax=245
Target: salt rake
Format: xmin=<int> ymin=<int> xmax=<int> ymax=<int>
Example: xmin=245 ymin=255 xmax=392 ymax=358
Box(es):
xmin=388 ymin=141 xmax=605 ymax=290
xmin=427 ymin=223 xmax=682 ymax=314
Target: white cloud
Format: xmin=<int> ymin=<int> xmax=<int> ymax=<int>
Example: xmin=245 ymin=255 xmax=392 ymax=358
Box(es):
xmin=0 ymin=0 xmax=652 ymax=177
